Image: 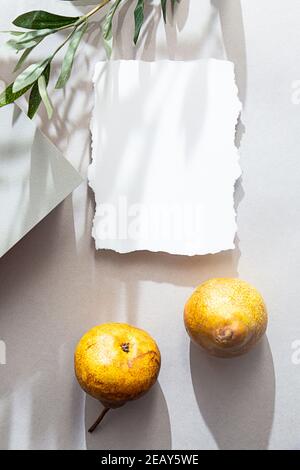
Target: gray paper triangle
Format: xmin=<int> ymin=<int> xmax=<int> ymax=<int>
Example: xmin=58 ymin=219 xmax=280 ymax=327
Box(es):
xmin=0 ymin=104 xmax=83 ymax=257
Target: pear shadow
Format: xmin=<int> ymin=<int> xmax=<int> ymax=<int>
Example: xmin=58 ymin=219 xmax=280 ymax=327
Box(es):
xmin=190 ymin=337 xmax=275 ymax=450
xmin=85 ymin=382 xmax=171 ymax=450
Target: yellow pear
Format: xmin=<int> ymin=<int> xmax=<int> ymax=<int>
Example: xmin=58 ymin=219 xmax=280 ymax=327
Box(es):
xmin=184 ymin=278 xmax=268 ymax=358
xmin=74 ymin=323 xmax=161 ymax=432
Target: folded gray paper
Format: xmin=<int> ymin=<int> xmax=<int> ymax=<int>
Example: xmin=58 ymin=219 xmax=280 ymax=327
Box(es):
xmin=0 ymin=105 xmax=82 ymax=257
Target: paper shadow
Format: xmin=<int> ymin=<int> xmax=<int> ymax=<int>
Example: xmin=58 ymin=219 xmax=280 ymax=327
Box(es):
xmin=85 ymin=382 xmax=171 ymax=450
xmin=190 ymin=337 xmax=275 ymax=450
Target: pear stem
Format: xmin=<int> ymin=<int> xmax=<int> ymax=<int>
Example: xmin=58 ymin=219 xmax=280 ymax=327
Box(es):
xmin=88 ymin=407 xmax=111 ymax=433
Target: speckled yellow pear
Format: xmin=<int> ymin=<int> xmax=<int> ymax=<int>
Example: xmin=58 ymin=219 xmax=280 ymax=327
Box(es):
xmin=74 ymin=323 xmax=161 ymax=432
xmin=184 ymin=278 xmax=268 ymax=358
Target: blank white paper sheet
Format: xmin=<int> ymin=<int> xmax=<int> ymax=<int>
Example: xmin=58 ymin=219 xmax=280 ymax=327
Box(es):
xmin=89 ymin=59 xmax=241 ymax=256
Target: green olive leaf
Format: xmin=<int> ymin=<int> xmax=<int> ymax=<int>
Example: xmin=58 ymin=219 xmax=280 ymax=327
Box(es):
xmin=27 ymin=64 xmax=50 ymax=119
xmin=7 ymin=28 xmax=53 ymax=51
xmin=133 ymin=0 xmax=145 ymax=45
xmin=7 ymin=39 xmax=36 ymax=50
xmin=13 ymin=57 xmax=51 ymax=93
xmin=161 ymin=0 xmax=167 ymax=22
xmin=0 ymin=31 xmax=24 ymax=36
xmin=38 ymin=74 xmax=53 ymax=119
xmin=102 ymin=25 xmax=113 ymax=59
xmin=13 ymin=10 xmax=80 ymax=30
xmin=55 ymin=22 xmax=87 ymax=89
xmin=0 ymin=81 xmax=32 ymax=108
xmin=13 ymin=29 xmax=53 ymax=41
xmin=102 ymin=0 xmax=123 ymax=58
xmin=14 ymin=45 xmax=38 ymax=73
xmin=0 ymin=1 xmax=181 ymax=120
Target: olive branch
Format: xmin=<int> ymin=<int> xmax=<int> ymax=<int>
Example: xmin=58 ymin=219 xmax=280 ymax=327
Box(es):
xmin=0 ymin=0 xmax=179 ymax=119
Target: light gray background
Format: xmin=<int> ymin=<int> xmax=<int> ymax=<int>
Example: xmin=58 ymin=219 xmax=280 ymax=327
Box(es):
xmin=0 ymin=0 xmax=300 ymax=450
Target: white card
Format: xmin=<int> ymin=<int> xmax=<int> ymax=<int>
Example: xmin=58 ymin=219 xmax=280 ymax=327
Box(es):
xmin=89 ymin=60 xmax=241 ymax=256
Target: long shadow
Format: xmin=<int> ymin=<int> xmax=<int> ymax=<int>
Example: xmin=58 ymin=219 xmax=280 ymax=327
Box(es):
xmin=212 ymin=0 xmax=247 ymax=103
xmin=0 ymin=198 xmax=94 ymax=449
xmin=212 ymin=0 xmax=247 ymax=148
xmin=85 ymin=382 xmax=171 ymax=450
xmin=94 ymin=248 xmax=240 ymax=327
xmin=190 ymin=337 xmax=275 ymax=449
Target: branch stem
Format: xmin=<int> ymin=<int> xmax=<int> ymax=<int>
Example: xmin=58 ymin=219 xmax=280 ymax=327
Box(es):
xmin=83 ymin=0 xmax=112 ymax=20
xmin=52 ymin=0 xmax=112 ymax=56
xmin=51 ymin=25 xmax=79 ymax=59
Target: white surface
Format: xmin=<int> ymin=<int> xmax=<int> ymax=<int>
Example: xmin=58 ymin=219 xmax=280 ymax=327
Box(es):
xmin=90 ymin=59 xmax=241 ymax=255
xmin=0 ymin=0 xmax=300 ymax=450
xmin=0 ymin=105 xmax=83 ymax=257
